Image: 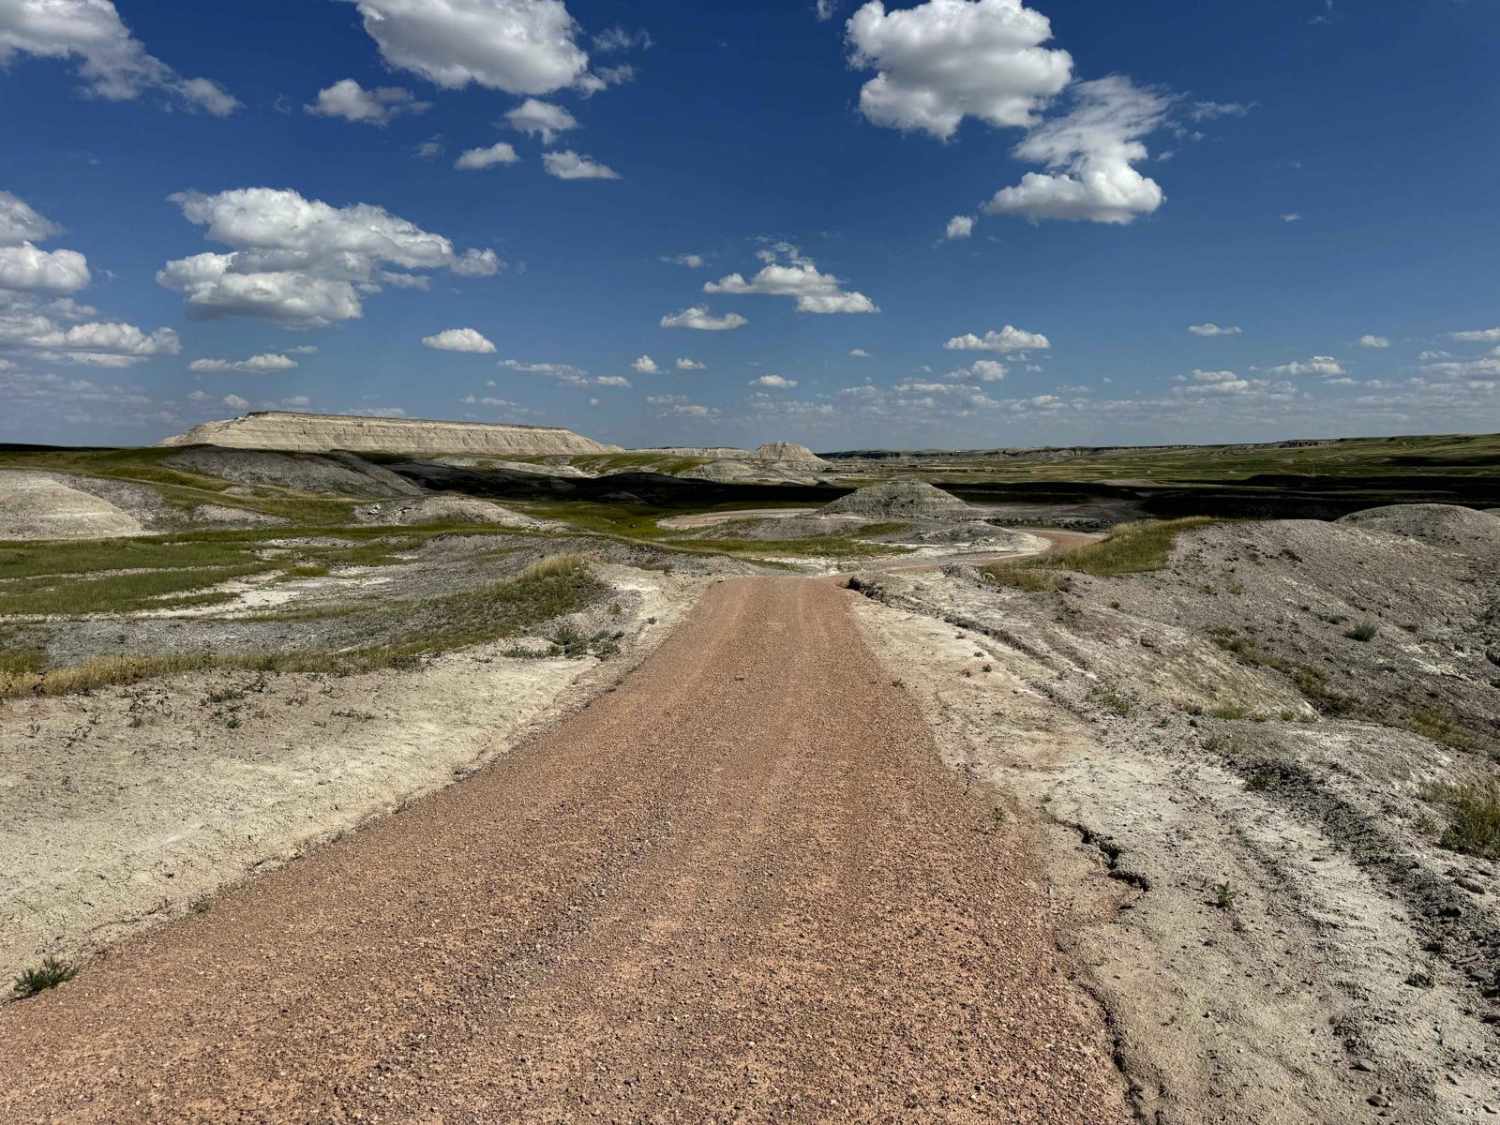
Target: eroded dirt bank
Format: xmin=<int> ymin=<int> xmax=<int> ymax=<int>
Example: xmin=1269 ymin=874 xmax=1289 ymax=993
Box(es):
xmin=0 ymin=565 xmax=700 ymax=982
xmin=850 ymin=519 xmax=1500 ymax=1124
xmin=0 ymin=578 xmax=1127 ymax=1123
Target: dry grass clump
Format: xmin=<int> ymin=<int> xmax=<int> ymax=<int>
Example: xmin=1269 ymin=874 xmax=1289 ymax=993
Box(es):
xmin=518 ymin=553 xmax=589 ymax=580
xmin=1425 ymin=778 xmax=1500 ymax=859
xmin=1 ymin=652 xmax=246 ymax=698
xmin=985 ymin=518 xmax=1218 ymax=591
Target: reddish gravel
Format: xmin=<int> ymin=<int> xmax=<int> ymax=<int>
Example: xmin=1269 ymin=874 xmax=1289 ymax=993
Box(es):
xmin=0 ymin=577 xmax=1128 ymax=1123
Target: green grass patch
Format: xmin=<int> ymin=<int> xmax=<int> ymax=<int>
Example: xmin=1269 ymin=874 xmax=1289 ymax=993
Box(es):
xmin=284 ymin=563 xmax=331 ymax=579
xmin=0 ymin=564 xmax=273 ymax=615
xmin=984 ymin=518 xmax=1218 ymax=590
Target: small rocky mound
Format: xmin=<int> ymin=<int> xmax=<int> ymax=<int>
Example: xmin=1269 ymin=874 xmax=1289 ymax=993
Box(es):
xmin=354 ymin=496 xmax=543 ymax=528
xmin=189 ymin=505 xmax=288 ymax=527
xmin=755 ymin=442 xmax=828 ymax=466
xmin=0 ymin=471 xmax=143 ymax=540
xmin=895 ymin=521 xmax=1036 ymax=548
xmin=1337 ymin=504 xmax=1500 ymax=555
xmin=165 ymin=447 xmax=421 ymax=498
xmin=821 ymin=480 xmax=971 ymax=520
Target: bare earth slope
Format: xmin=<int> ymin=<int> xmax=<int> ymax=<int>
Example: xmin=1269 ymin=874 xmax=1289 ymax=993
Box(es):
xmin=0 ymin=578 xmax=1126 ymax=1124
xmin=0 ymin=470 xmax=143 ymax=539
xmin=160 ymin=410 xmax=615 ymax=456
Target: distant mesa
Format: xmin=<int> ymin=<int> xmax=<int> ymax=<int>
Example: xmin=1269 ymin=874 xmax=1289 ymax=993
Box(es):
xmin=160 ymin=411 xmax=617 ymax=457
xmin=820 ymin=480 xmax=970 ymax=519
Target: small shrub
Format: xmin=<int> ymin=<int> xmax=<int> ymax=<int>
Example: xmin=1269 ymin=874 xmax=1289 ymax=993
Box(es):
xmin=13 ymin=956 xmax=76 ymax=998
xmin=548 ymin=622 xmax=588 ymax=657
xmin=1345 ymin=621 xmax=1378 ymax=642
xmin=1089 ymin=686 xmax=1135 ymax=718
xmin=1213 ymin=882 xmax=1238 ymax=910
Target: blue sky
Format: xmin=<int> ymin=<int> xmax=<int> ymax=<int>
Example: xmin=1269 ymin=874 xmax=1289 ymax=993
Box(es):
xmin=3 ymin=0 xmax=1499 ymax=450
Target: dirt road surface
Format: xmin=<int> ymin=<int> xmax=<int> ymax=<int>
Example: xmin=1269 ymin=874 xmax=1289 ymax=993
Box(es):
xmin=0 ymin=577 xmax=1127 ymax=1123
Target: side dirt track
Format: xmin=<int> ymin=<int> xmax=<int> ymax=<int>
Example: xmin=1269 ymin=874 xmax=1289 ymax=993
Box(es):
xmin=0 ymin=578 xmax=1128 ymax=1124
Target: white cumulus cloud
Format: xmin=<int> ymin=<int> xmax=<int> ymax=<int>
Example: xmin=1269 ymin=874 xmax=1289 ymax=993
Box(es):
xmin=157 ymin=188 xmax=502 ymax=327
xmin=660 ymin=306 xmax=747 ymax=331
xmin=1451 ymin=327 xmax=1500 ymax=343
xmin=675 ymin=357 xmax=705 ymax=370
xmin=542 ymin=150 xmax=620 ymax=180
xmin=0 ymin=314 xmax=179 ymax=365
xmin=305 ymin=79 xmax=429 ymax=125
xmin=455 ymin=142 xmax=521 ymax=170
xmin=1265 ymin=355 xmax=1345 ymax=377
xmin=422 ymin=327 xmax=497 ymax=353
xmin=0 ymin=192 xmax=90 ymax=296
xmin=944 ymin=324 xmax=1049 ymax=352
xmin=505 ymin=97 xmax=578 ymax=142
xmin=1188 ymin=322 xmax=1242 ymax=337
xmin=846 ymin=0 xmax=1073 ymax=140
xmin=945 ymin=214 xmax=975 ymax=240
xmin=704 ymin=244 xmax=876 ymax=314
xmin=344 ymin=0 xmax=600 ymax=96
xmin=752 ymin=374 xmax=798 ymax=388
xmin=190 ymin=353 xmax=299 ymax=373
xmin=950 ymin=359 xmax=1007 ymax=381
xmin=984 ymin=76 xmax=1169 ymax=225
xmin=662 ymin=253 xmax=705 ymax=268
xmin=223 ymin=393 xmax=251 ymax=411
xmin=0 ymin=191 xmax=60 ymax=245
xmin=1358 ymin=334 xmax=1390 ymax=349
xmin=0 ymin=0 xmax=237 ymax=113
xmin=630 ymin=354 xmax=659 ymax=373
xmin=0 ymin=240 xmax=90 ymax=294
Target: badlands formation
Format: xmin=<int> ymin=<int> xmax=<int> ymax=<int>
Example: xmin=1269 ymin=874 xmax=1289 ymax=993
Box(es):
xmin=161 ymin=411 xmax=617 ymax=456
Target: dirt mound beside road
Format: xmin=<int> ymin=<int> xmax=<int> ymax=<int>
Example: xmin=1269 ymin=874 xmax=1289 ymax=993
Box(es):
xmin=853 ymin=515 xmax=1500 ymax=1122
xmin=165 ymin=447 xmax=422 ymax=498
xmin=821 ymin=479 xmax=970 ymax=519
xmin=0 ymin=471 xmax=143 ymax=540
xmin=1338 ymin=502 xmax=1500 ymax=553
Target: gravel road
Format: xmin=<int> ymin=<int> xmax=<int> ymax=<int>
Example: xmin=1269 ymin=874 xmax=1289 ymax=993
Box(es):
xmin=0 ymin=577 xmax=1127 ymax=1123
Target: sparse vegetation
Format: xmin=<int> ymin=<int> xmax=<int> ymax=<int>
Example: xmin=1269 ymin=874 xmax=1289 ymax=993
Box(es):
xmin=1345 ymin=621 xmax=1378 ymax=642
xmin=1089 ymin=685 xmax=1136 ymax=717
xmin=0 ymin=557 xmax=609 ymax=699
xmin=12 ymin=956 xmax=76 ymax=999
xmin=1425 ymin=778 xmax=1500 ymax=859
xmin=984 ymin=518 xmax=1219 ymax=592
xmin=1207 ymin=703 xmax=1252 ymax=721
xmin=1406 ymin=709 xmax=1479 ymax=753
xmin=1213 ymin=881 xmax=1238 ymax=910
